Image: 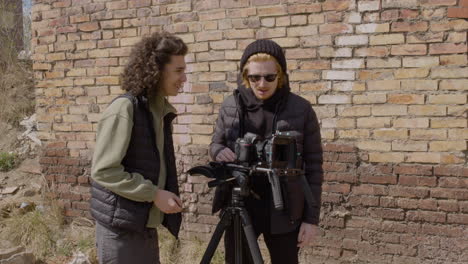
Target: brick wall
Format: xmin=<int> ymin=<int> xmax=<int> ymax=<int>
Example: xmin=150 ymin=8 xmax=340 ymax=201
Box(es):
xmin=31 ymin=0 xmax=467 ymax=263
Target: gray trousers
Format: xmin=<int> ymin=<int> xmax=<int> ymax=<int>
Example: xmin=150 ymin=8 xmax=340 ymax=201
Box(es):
xmin=95 ymin=222 xmax=160 ymax=264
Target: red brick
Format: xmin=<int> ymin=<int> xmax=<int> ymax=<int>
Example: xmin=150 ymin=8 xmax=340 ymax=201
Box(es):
xmin=323 ymin=162 xmax=348 ymax=172
xmin=370 ymin=208 xmax=405 ymax=220
xmin=365 ymin=165 xmax=393 ymax=174
xmin=72 ymin=201 xmax=90 ymax=210
xmin=322 ymin=0 xmax=354 ymax=11
xmin=431 ymin=188 xmax=468 ymax=200
xmin=434 ymin=166 xmax=466 ymax=176
xmin=447 ymin=214 xmax=468 ymax=224
xmin=391 ymin=44 xmax=427 ymax=55
xmin=389 ymin=186 xmax=429 ymax=198
xmin=325 ymin=172 xmax=357 ymax=183
xmin=128 ymin=0 xmax=151 ymax=8
xmin=362 ymin=174 xmax=397 ymax=184
xmin=392 ymin=21 xmax=428 ymax=32
xmin=419 ymin=199 xmax=438 ymax=210
xmin=381 ymin=10 xmax=399 ymax=20
xmin=64 ymin=209 xmax=82 ymax=217
xmin=399 ymin=176 xmax=437 ymax=187
xmin=394 ymin=165 xmax=433 ymax=175
xmin=323 ymin=143 xmax=356 ymax=152
xmin=322 ymin=193 xmax=342 ymax=203
xmin=323 ymin=183 xmax=351 ymax=194
xmin=421 ymin=223 xmax=464 ymax=237
xmin=420 ymin=0 xmax=457 ymax=6
xmin=39 ymin=157 xmax=58 ymax=165
xmin=77 ymin=176 xmax=89 ymax=184
xmin=439 ymin=177 xmax=468 ymax=188
xmin=338 ymin=153 xmax=358 ymax=162
xmin=353 ymin=184 xmax=388 ymax=195
xmin=355 ymin=47 xmax=389 ymax=57
xmin=287 ymin=3 xmax=321 ymax=14
xmin=438 ymin=200 xmax=459 ymax=212
xmin=429 ymin=43 xmax=467 ymax=54
xmin=46 ymin=142 xmax=67 ymax=148
xmin=319 ymin=23 xmax=353 ymax=34
xmin=49 ymin=17 xmax=68 ymax=27
xmin=399 ymin=9 xmax=419 ymax=19
xmin=382 ymin=221 xmax=420 ymax=234
xmin=78 ymin=22 xmax=99 ymax=32
xmin=448 ymin=7 xmax=468 ymax=18
xmin=407 ymin=210 xmax=446 ymax=223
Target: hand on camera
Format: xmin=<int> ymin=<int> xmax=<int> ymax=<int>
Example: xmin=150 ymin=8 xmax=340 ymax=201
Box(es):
xmin=215 ymin=147 xmax=236 ymax=162
xmin=153 ymin=189 xmax=182 ymax=214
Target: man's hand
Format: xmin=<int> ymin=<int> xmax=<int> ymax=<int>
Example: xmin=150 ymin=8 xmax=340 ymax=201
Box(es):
xmin=297 ymin=223 xmax=319 ymax=247
xmin=215 ymin=147 xmax=236 ymax=162
xmin=153 ymin=189 xmax=182 ymax=214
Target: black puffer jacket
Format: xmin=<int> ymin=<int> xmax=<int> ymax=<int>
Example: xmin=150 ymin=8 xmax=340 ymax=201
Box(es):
xmin=210 ymin=90 xmax=323 ymax=234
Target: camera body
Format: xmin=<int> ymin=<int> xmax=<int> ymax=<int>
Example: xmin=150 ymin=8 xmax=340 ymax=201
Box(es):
xmin=235 ymin=131 xmax=302 ymax=170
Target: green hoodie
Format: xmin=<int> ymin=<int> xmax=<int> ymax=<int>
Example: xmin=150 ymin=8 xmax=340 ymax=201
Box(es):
xmin=91 ymin=92 xmax=176 ymax=228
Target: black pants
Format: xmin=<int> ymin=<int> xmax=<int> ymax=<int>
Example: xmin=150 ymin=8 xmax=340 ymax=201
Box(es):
xmin=95 ymin=222 xmax=160 ymax=264
xmin=224 ymin=223 xmax=300 ymax=264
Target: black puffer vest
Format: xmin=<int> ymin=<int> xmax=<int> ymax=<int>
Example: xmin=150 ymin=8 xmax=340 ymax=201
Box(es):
xmin=210 ymin=91 xmax=323 ymax=234
xmin=90 ymin=94 xmax=181 ymax=238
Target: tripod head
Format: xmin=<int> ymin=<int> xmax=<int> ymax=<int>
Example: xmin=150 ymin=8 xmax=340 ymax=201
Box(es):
xmin=187 ymin=161 xmax=317 ymax=212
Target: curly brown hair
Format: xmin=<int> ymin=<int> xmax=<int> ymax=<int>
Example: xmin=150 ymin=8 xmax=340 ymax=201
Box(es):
xmin=121 ymin=31 xmax=188 ymax=96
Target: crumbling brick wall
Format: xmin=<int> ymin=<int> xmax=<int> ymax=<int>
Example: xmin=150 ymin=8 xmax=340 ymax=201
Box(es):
xmin=32 ymin=0 xmax=467 ymax=263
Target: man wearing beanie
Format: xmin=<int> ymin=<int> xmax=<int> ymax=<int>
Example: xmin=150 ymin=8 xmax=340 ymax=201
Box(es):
xmin=210 ymin=39 xmax=324 ymax=263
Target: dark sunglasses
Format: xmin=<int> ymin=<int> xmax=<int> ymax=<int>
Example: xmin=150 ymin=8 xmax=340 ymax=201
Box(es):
xmin=247 ymin=74 xmax=278 ymax=83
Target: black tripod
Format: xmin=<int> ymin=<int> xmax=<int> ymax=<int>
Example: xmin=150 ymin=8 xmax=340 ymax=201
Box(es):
xmin=188 ymin=162 xmax=317 ymax=264
xmin=200 ymin=170 xmax=263 ymax=264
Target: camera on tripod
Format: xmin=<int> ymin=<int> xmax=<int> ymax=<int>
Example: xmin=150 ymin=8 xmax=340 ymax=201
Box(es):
xmin=187 ymin=131 xmax=317 ymax=264
xmin=235 ymin=131 xmax=302 ymax=170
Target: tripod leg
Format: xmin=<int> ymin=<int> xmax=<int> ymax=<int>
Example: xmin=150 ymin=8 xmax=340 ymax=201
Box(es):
xmin=239 ymin=209 xmax=264 ymax=264
xmin=234 ymin=214 xmax=242 ymax=264
xmin=200 ymin=210 xmax=231 ymax=264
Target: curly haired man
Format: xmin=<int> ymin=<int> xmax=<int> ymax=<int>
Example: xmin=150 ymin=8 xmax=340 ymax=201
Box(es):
xmin=89 ymin=31 xmax=187 ymax=264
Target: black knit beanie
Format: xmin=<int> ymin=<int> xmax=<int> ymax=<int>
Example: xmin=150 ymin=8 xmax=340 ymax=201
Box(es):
xmin=239 ymin=39 xmax=287 ymax=72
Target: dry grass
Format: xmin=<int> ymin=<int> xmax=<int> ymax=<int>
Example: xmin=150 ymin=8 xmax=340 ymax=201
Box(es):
xmin=0 ymin=196 xmax=225 ymax=264
xmin=0 ymin=197 xmax=64 ymax=259
xmin=0 ymin=20 xmax=35 ymax=127
xmin=158 ymin=228 xmax=225 ymax=264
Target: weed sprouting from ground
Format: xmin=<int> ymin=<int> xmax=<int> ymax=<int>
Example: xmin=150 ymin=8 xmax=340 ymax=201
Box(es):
xmin=0 ymin=152 xmax=18 ymax=171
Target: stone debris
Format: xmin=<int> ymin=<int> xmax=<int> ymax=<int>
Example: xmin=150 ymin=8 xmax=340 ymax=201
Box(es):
xmin=15 ymin=114 xmax=41 ymax=158
xmin=0 ymin=246 xmax=35 ymax=264
xmin=67 ymin=251 xmax=91 ymax=264
xmin=0 ymin=187 xmax=18 ymax=195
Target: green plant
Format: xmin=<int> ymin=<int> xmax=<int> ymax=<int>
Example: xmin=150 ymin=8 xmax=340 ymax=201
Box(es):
xmin=0 ymin=152 xmax=17 ymax=171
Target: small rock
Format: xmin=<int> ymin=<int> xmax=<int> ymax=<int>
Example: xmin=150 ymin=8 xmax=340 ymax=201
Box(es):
xmin=19 ymin=202 xmax=35 ymax=214
xmin=1 ymin=186 xmax=19 ymax=195
xmin=35 ymin=205 xmax=45 ymax=213
xmin=22 ymin=189 xmax=36 ymax=197
xmin=17 ymin=158 xmax=41 ymax=175
xmin=67 ymin=251 xmax=91 ymax=264
xmin=2 ymin=251 xmax=35 ymax=264
xmin=0 ymin=246 xmax=23 ymax=260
